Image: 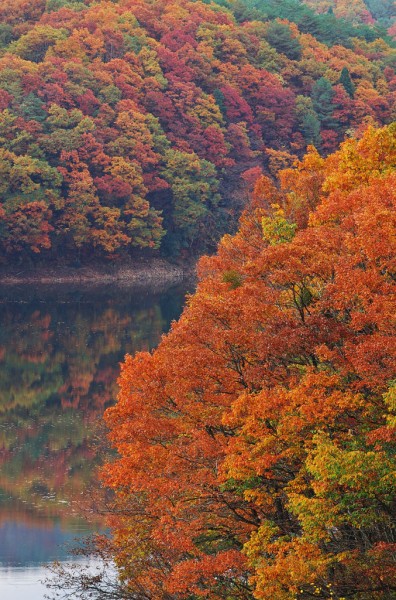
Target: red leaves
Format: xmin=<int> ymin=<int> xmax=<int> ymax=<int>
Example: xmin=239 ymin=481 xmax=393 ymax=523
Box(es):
xmin=0 ymin=0 xmax=395 ymax=261
xmin=2 ymin=200 xmax=53 ymax=253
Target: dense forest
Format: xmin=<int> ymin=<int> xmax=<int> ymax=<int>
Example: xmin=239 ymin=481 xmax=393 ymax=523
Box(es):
xmin=0 ymin=0 xmax=395 ymax=260
xmin=302 ymin=0 xmax=396 ymax=30
xmin=99 ymin=123 xmax=396 ymax=600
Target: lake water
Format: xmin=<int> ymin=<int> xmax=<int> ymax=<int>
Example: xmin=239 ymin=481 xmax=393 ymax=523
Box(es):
xmin=0 ymin=283 xmax=186 ymax=599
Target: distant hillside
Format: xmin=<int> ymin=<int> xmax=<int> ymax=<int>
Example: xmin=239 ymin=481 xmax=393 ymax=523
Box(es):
xmin=0 ymin=0 xmax=394 ymax=262
xmin=301 ymin=0 xmax=396 ymax=35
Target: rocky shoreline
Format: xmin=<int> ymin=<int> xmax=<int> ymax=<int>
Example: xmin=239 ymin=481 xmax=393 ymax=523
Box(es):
xmin=0 ymin=258 xmax=196 ymax=289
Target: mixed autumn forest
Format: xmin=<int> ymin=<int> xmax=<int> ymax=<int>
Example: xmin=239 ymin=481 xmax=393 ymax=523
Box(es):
xmin=0 ymin=0 xmax=395 ymax=599
xmin=0 ymin=0 xmax=395 ymax=259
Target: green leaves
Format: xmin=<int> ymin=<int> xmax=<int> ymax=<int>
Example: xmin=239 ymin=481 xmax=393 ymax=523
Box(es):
xmin=262 ymin=205 xmax=297 ymax=245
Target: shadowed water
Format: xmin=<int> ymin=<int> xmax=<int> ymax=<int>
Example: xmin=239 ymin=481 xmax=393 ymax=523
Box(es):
xmin=0 ymin=283 xmax=187 ymax=599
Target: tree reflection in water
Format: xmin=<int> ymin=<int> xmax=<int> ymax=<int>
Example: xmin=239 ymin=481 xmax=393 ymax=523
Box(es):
xmin=0 ymin=284 xmax=186 ymax=572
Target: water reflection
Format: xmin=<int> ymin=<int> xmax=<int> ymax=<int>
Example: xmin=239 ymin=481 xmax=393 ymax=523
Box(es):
xmin=0 ymin=283 xmax=186 ymax=597
xmin=1 ymin=564 xmax=59 ymax=600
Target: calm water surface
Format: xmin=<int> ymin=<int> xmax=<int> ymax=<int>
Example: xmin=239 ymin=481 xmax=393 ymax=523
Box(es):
xmin=0 ymin=284 xmax=186 ymax=599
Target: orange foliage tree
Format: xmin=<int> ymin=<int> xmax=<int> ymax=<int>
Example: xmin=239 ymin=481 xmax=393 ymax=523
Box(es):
xmin=103 ymin=123 xmax=396 ymax=600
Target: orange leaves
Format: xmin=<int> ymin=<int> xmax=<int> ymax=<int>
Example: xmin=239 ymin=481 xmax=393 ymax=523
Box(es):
xmin=165 ymin=550 xmax=246 ymax=596
xmin=246 ymin=533 xmax=330 ymax=600
xmin=2 ymin=200 xmax=53 ymax=253
xmin=103 ymin=124 xmax=396 ymax=599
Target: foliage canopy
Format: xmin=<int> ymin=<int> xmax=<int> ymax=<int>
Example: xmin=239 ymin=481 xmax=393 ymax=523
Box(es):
xmin=102 ymin=123 xmax=396 ymax=600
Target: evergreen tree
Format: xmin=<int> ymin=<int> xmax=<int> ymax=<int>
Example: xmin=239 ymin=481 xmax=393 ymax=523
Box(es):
xmin=0 ymin=24 xmax=13 ymax=48
xmin=19 ymin=93 xmax=47 ymax=122
xmin=339 ymin=66 xmax=355 ymax=97
xmin=295 ymin=95 xmax=321 ymax=147
xmin=265 ymin=21 xmax=302 ymax=60
xmin=312 ymin=77 xmax=335 ymax=128
xmin=301 ymin=111 xmax=321 ymax=146
xmin=365 ymin=0 xmax=395 ymax=20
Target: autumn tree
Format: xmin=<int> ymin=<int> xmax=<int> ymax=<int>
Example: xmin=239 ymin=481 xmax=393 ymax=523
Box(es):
xmin=161 ymin=149 xmax=221 ymax=252
xmin=102 ymin=123 xmax=396 ymax=600
xmin=0 ymin=148 xmax=60 ymax=257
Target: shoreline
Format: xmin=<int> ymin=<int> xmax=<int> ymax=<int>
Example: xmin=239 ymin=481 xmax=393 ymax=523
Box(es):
xmin=0 ymin=258 xmax=196 ymax=289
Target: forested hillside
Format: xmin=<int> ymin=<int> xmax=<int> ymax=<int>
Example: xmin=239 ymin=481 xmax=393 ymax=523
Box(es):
xmin=101 ymin=123 xmax=396 ymax=600
xmin=0 ymin=0 xmax=395 ymax=261
xmin=302 ymin=0 xmax=396 ymax=33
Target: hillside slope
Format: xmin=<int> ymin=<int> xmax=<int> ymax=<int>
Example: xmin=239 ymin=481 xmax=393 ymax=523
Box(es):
xmin=0 ymin=0 xmax=394 ymax=261
xmin=302 ymin=0 xmax=396 ymax=32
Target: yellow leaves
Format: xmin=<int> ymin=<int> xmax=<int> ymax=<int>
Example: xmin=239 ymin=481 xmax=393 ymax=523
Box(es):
xmin=384 ymin=383 xmax=396 ymax=427
xmin=90 ymin=207 xmax=130 ymax=253
xmin=196 ymin=40 xmax=214 ymax=60
xmin=0 ymin=148 xmax=62 ymax=196
xmin=52 ymin=27 xmax=105 ymax=61
xmin=46 ymin=104 xmax=84 ymax=129
xmin=287 ymin=492 xmax=339 ymax=543
xmin=243 ymin=488 xmax=275 ymax=510
xmin=322 ymin=122 xmax=396 ymax=194
xmin=244 ymin=521 xmax=280 ymax=562
xmin=8 ymin=25 xmax=68 ymax=62
xmin=138 ymin=46 xmax=162 ymax=77
xmin=302 ymin=432 xmax=396 ymax=530
xmin=107 ymin=156 xmax=146 ymax=193
xmin=262 ymin=205 xmax=297 ymax=246
xmin=115 ymin=104 xmax=147 ymax=134
xmin=186 ymin=93 xmax=224 ymax=128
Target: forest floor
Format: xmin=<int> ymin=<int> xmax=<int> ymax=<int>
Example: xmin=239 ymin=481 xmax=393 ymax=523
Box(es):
xmin=0 ymin=257 xmax=196 ymax=290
